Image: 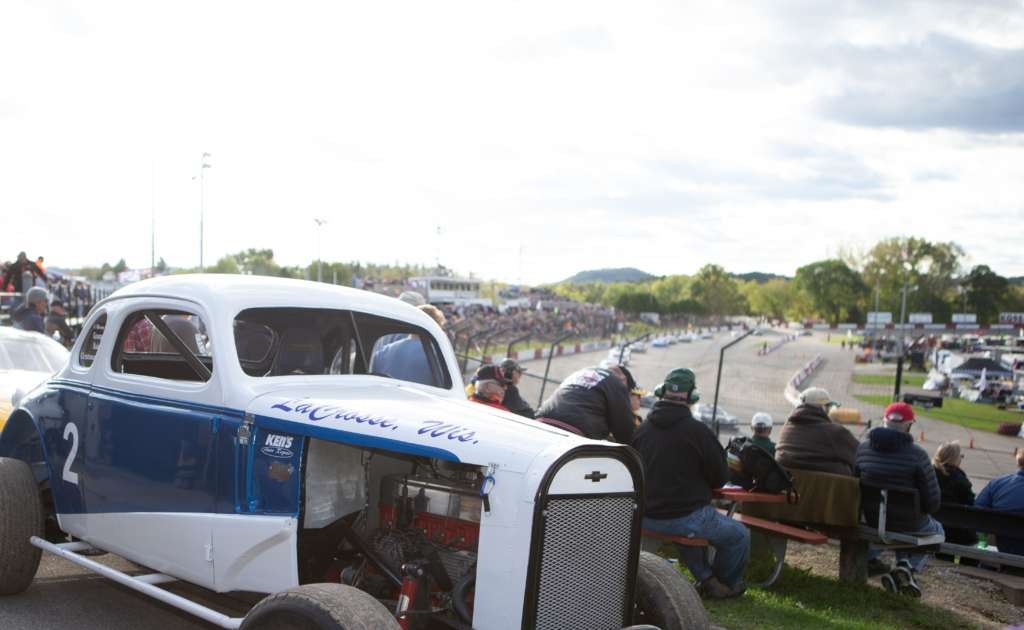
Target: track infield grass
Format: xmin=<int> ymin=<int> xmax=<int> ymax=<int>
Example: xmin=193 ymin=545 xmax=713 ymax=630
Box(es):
xmin=854 ymin=394 xmax=1023 ymax=434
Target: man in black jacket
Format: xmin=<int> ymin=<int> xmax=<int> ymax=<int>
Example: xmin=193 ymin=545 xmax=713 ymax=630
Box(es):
xmin=631 ymin=368 xmax=749 ymax=598
xmin=536 ymin=364 xmax=635 ymax=443
xmin=856 ymin=402 xmax=944 ymax=585
xmin=498 ymin=358 xmax=535 ymax=418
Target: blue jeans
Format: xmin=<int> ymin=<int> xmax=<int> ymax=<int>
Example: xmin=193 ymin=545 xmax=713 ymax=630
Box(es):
xmin=869 ymin=515 xmax=945 ymax=573
xmin=643 ymin=505 xmax=750 ymax=588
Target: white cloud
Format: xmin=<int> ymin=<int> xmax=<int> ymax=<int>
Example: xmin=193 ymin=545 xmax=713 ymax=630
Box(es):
xmin=1 ymin=0 xmax=1022 ymax=285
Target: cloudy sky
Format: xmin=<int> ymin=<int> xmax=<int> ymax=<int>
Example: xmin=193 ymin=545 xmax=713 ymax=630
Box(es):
xmin=2 ymin=1 xmax=1023 ymax=285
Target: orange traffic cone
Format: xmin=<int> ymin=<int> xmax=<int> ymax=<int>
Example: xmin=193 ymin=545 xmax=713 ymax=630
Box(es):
xmin=919 ymin=430 xmax=925 ymax=442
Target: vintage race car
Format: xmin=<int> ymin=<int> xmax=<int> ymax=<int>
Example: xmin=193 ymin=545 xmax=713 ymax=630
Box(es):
xmin=0 ymin=275 xmax=704 ymax=630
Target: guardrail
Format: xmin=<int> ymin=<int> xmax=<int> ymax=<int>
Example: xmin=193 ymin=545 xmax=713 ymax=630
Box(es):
xmin=784 ymin=354 xmax=824 ymax=406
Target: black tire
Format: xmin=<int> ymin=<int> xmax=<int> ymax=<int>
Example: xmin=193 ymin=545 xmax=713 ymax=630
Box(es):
xmin=0 ymin=457 xmax=43 ymax=595
xmin=633 ymin=551 xmax=709 ymax=630
xmin=241 ymin=583 xmax=400 ymax=630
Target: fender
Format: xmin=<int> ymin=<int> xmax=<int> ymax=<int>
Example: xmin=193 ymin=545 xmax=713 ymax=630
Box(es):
xmin=0 ymin=409 xmax=49 ymax=484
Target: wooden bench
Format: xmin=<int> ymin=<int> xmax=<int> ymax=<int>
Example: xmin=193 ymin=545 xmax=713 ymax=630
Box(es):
xmin=639 ymin=499 xmax=827 ymax=589
xmin=934 ymin=503 xmax=1024 ymax=571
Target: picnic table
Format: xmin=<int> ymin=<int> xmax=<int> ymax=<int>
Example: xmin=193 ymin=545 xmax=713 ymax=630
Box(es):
xmin=643 ymin=486 xmax=827 ymax=588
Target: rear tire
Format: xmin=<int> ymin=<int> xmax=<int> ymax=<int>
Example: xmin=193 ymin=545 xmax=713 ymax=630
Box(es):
xmin=241 ymin=583 xmax=400 ymax=630
xmin=0 ymin=457 xmax=43 ymax=595
xmin=634 ymin=551 xmax=709 ymax=630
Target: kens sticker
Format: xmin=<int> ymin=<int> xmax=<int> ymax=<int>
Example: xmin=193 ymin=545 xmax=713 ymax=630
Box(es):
xmin=261 ymin=433 xmax=295 ymax=459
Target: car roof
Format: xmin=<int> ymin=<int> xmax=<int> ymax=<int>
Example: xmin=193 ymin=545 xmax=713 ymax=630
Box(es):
xmin=0 ymin=326 xmax=69 ymax=350
xmin=99 ymin=274 xmax=423 ymax=321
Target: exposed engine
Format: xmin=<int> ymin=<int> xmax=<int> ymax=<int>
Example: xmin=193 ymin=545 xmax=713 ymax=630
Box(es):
xmin=316 ymin=460 xmax=485 ymax=630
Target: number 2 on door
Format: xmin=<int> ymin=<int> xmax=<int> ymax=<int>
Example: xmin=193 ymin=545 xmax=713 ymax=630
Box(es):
xmin=63 ymin=423 xmax=79 ymax=485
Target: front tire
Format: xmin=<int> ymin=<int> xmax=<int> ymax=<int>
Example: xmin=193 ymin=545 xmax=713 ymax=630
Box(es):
xmin=633 ymin=551 xmax=709 ymax=630
xmin=241 ymin=583 xmax=400 ymax=630
xmin=0 ymin=457 xmax=43 ymax=595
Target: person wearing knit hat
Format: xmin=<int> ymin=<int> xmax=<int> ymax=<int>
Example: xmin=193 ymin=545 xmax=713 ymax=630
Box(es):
xmin=856 ymin=401 xmax=943 ymax=590
xmin=776 ymin=386 xmax=859 ymax=476
xmin=631 ymin=367 xmax=749 ymax=599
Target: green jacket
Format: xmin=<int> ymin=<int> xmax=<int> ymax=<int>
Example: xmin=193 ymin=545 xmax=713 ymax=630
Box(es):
xmin=750 ymin=434 xmax=775 ymax=457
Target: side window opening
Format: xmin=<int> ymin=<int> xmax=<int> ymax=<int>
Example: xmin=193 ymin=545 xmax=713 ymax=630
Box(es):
xmin=111 ymin=310 xmax=213 ymax=382
xmin=78 ymin=313 xmax=107 ymax=368
xmin=235 ymin=307 xmax=451 ymax=389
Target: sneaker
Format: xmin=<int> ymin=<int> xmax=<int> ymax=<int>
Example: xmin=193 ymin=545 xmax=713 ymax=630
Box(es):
xmin=891 ymin=562 xmax=921 ymax=598
xmin=698 ymin=576 xmax=734 ymax=599
xmin=868 ymin=557 xmax=892 ymax=577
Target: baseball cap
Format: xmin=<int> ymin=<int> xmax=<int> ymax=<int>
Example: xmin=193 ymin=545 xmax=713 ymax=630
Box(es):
xmin=800 ymin=387 xmax=837 ymax=408
xmin=654 ymin=368 xmax=697 ymax=400
xmin=474 ymin=364 xmax=511 ymax=385
xmin=499 ymin=358 xmax=527 ymax=373
xmin=398 ymin=291 xmax=426 ymax=306
xmin=883 ymin=402 xmax=915 ymax=423
xmin=751 ymin=412 xmax=773 ymax=428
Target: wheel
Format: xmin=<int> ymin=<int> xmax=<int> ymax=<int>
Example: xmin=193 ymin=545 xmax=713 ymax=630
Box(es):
xmin=0 ymin=457 xmax=44 ymax=595
xmin=241 ymin=583 xmax=401 ymax=630
xmin=633 ymin=551 xmax=710 ymax=630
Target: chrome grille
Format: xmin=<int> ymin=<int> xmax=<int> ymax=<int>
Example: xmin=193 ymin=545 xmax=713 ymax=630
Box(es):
xmin=534 ymin=495 xmax=636 ymax=630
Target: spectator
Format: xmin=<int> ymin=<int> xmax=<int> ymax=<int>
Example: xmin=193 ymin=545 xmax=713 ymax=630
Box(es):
xmin=776 ymin=388 xmax=858 ymax=475
xmin=536 ymin=364 xmax=635 ymax=443
xmin=45 ymin=299 xmax=76 ymax=347
xmin=975 ymin=448 xmax=1024 ymax=556
xmin=1 ymin=252 xmax=47 ymax=294
xmin=12 ymin=287 xmax=49 ymax=334
xmin=856 ymin=402 xmax=943 ymax=580
xmin=371 ymin=304 xmax=447 ymax=386
xmin=749 ymin=412 xmax=775 ymax=456
xmin=932 ymin=441 xmax=977 ymax=564
xmin=632 ymin=368 xmax=748 ymax=599
xmin=468 ymin=365 xmax=511 ymax=411
xmin=498 ymin=358 xmax=534 ymax=418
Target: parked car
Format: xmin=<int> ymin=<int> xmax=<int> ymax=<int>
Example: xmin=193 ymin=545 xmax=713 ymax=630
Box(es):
xmin=693 ymin=403 xmax=738 ymax=429
xmin=651 ymin=337 xmax=669 ymax=348
xmin=0 ymin=327 xmax=70 ymax=433
xmin=0 ymin=275 xmax=704 ymax=630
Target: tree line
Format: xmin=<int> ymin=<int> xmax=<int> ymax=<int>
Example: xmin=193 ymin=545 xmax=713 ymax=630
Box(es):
xmin=553 ymin=237 xmax=1024 ymax=326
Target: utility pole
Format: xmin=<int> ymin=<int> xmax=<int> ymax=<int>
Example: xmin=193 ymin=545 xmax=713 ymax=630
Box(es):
xmin=151 ymin=160 xmax=156 ymax=271
xmin=314 ymin=218 xmax=327 ymax=282
xmin=195 ymin=153 xmax=211 ymax=271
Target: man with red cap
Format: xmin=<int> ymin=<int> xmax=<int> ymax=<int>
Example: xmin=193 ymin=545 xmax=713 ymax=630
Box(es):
xmin=855 ymin=401 xmax=943 ymax=595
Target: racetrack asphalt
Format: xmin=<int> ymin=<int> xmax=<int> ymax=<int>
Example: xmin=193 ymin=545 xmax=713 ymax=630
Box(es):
xmin=4 ymin=330 xmax=1019 ymax=628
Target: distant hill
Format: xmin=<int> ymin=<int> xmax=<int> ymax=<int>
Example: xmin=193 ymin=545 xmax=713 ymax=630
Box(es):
xmin=1010 ymin=276 xmax=1024 ymax=286
xmin=563 ymin=267 xmax=656 ymax=284
xmin=733 ymin=271 xmax=790 ymax=284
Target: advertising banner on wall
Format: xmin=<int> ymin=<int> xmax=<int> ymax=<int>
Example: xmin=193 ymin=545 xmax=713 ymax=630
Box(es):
xmin=952 ymin=313 xmax=977 ymax=324
xmin=867 ymin=312 xmax=892 ymax=325
xmin=999 ymin=312 xmax=1024 ymax=325
xmin=908 ymin=313 xmax=933 ymax=324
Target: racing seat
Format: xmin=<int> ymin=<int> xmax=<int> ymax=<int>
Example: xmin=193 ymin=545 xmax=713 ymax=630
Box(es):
xmin=272 ymin=328 xmax=324 ymax=375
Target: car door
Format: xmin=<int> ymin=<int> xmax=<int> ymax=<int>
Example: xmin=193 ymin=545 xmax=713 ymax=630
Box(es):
xmin=72 ymin=300 xmax=223 ymax=587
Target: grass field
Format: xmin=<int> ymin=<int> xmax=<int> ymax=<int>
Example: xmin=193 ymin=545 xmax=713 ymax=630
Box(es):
xmin=852 ymin=373 xmax=927 ymax=388
xmin=824 ymin=334 xmax=863 ymax=346
xmin=701 ymin=564 xmax=975 ymax=629
xmin=651 ymin=544 xmax=975 ymax=629
xmin=854 ymin=394 xmax=1024 ymax=434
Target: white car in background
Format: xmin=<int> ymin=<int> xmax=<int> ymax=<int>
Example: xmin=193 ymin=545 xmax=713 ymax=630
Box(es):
xmin=693 ymin=403 xmax=738 ymax=429
xmin=651 ymin=337 xmax=669 ymax=348
xmin=0 ymin=327 xmax=70 ymax=432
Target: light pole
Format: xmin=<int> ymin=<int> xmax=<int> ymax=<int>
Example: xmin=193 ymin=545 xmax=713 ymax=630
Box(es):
xmin=195 ymin=153 xmax=212 ymax=272
xmin=314 ymin=218 xmax=327 ymax=282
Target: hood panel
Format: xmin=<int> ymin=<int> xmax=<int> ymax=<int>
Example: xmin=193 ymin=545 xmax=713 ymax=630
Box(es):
xmin=247 ymin=383 xmax=585 ymax=472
